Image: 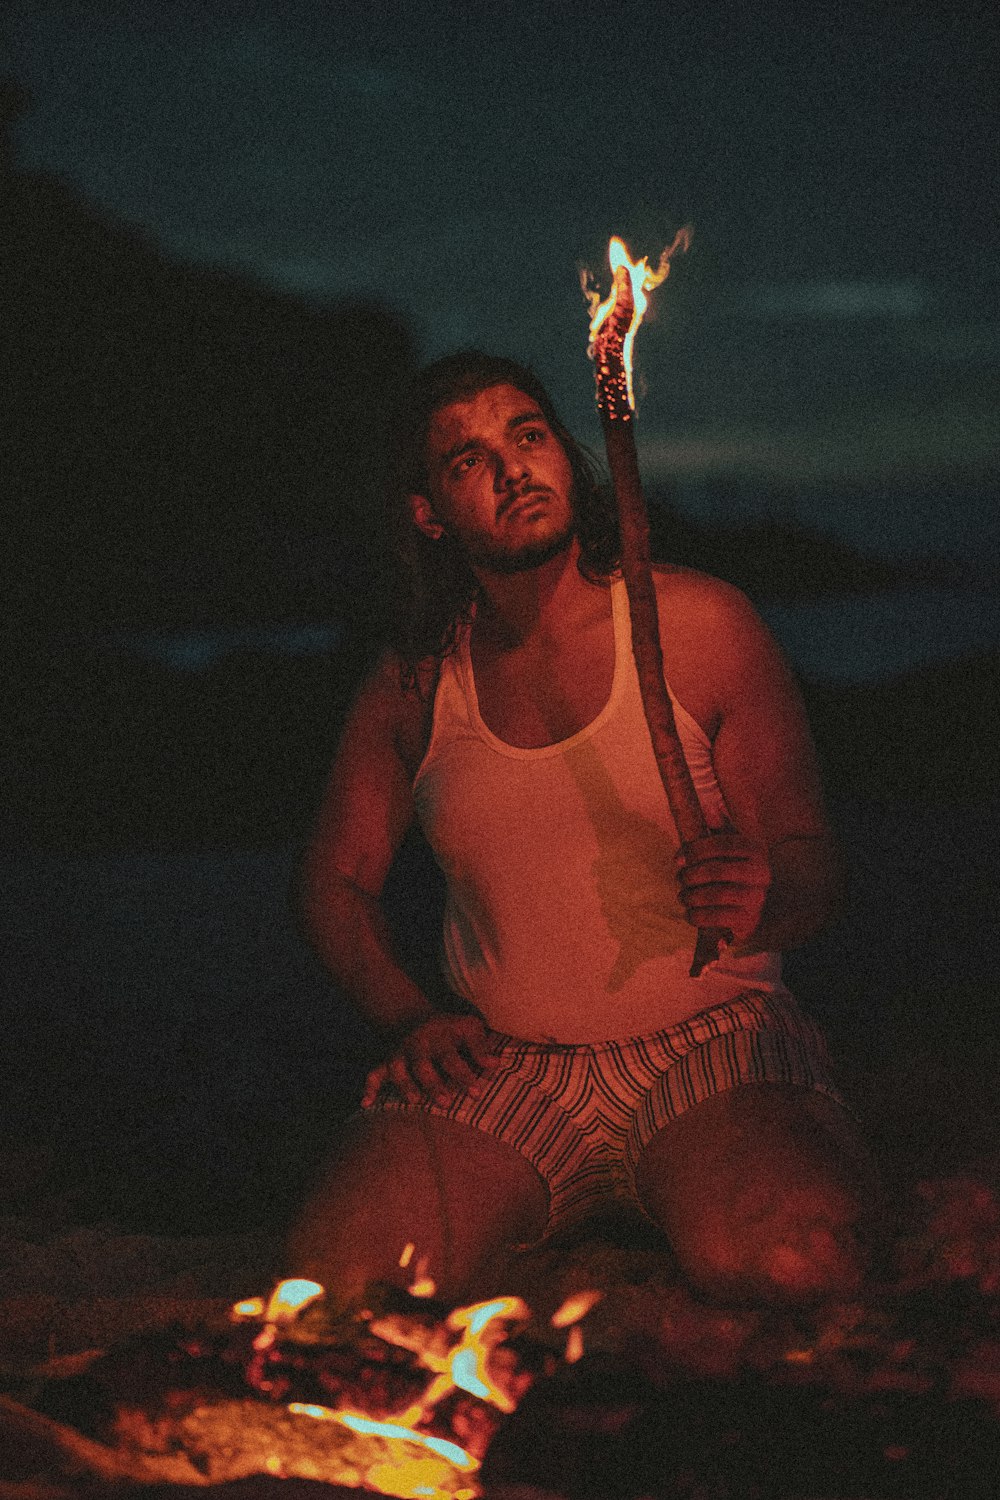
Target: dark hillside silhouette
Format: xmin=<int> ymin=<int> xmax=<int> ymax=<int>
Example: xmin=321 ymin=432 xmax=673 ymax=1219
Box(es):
xmin=2 ymin=97 xmax=416 ymax=640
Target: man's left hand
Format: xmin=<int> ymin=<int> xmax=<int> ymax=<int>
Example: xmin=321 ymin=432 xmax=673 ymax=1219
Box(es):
xmin=675 ymin=831 xmax=771 ymax=946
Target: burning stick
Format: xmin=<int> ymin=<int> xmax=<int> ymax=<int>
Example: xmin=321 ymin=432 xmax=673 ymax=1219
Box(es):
xmin=584 ymin=233 xmax=729 ymax=977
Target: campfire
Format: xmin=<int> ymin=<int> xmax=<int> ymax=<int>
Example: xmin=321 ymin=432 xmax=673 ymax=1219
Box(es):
xmin=209 ymin=1267 xmax=562 ymax=1497
xmin=5 ymin=1179 xmax=1000 ymax=1497
xmin=0 ymin=1257 xmax=601 ymax=1500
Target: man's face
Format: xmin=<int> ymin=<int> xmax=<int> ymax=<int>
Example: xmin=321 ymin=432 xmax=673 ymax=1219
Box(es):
xmin=412 ymin=383 xmax=576 ymax=575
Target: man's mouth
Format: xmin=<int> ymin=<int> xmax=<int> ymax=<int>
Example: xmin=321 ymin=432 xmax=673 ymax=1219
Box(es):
xmin=498 ymin=489 xmax=551 ymax=520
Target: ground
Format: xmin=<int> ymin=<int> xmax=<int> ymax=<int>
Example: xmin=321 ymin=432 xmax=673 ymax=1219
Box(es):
xmin=2 ymin=784 xmax=998 ymax=1496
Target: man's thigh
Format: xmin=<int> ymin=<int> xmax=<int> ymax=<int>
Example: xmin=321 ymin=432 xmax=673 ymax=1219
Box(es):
xmin=634 ymin=1083 xmax=881 ymax=1303
xmin=287 ymin=1111 xmax=549 ymax=1307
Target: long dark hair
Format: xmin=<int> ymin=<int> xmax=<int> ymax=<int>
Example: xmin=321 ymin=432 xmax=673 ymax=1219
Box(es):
xmin=386 ymin=351 xmax=620 ymax=681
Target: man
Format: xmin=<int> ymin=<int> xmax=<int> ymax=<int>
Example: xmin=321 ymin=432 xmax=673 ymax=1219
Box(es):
xmin=288 ymin=351 xmax=877 ymax=1309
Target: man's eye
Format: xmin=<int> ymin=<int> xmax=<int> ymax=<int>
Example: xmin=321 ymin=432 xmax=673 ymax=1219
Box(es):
xmin=519 ymin=428 xmax=545 ymax=445
xmin=454 ymin=454 xmax=480 ymax=474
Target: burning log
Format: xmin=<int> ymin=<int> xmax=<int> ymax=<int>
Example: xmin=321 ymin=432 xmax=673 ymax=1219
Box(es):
xmin=583 ymin=232 xmax=729 ymax=978
xmin=0 ymin=1389 xmax=207 ymax=1486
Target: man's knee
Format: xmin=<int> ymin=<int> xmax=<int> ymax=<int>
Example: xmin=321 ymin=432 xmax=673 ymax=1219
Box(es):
xmin=636 ymin=1083 xmax=881 ymax=1305
xmin=286 ymin=1112 xmax=548 ymax=1308
xmin=671 ymin=1178 xmax=870 ymax=1305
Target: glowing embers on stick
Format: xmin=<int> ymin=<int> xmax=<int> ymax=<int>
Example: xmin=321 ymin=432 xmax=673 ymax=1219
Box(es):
xmin=551 ymin=1288 xmax=604 ymax=1327
xmin=264 ymin=1277 xmax=325 ymax=1322
xmin=231 ymin=1280 xmax=325 ymax=1326
xmin=443 ymin=1296 xmax=532 ymax=1412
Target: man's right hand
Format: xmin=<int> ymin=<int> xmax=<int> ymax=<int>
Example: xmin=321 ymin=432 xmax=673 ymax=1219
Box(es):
xmin=361 ymin=1014 xmax=499 ymax=1107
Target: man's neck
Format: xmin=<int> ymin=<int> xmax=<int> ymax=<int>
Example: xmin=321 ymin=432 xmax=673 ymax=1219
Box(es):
xmin=472 ymin=540 xmax=600 ymax=652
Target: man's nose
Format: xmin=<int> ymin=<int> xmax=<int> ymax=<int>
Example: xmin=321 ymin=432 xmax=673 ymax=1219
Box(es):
xmin=493 ymin=447 xmax=529 ymax=490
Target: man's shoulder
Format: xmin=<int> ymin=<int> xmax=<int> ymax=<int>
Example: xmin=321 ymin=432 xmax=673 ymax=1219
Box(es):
xmin=646 ymin=567 xmax=779 ymax=733
xmin=650 ymin=565 xmax=761 ymax=638
xmin=353 ymin=648 xmax=439 ymax=774
xmin=358 ymin=649 xmax=439 ymax=708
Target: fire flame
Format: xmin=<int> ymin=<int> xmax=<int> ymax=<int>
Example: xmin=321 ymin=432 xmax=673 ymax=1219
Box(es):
xmin=399 ymin=1242 xmax=437 ymax=1297
xmin=263 ymin=1277 xmax=325 ymax=1323
xmin=231 ymin=1297 xmax=265 ymax=1320
xmin=551 ymin=1288 xmax=603 ymax=1327
xmin=582 ymin=228 xmax=692 ymax=410
xmin=445 ymin=1296 xmax=531 ymax=1412
xmin=550 ymin=1289 xmax=601 ymax=1364
xmin=289 ymin=1403 xmax=480 ymax=1498
xmin=227 ymin=1279 xmax=552 ymax=1499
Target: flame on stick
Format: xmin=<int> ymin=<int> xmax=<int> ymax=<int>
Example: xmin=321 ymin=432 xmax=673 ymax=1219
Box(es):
xmin=582 ymin=228 xmax=692 ymax=409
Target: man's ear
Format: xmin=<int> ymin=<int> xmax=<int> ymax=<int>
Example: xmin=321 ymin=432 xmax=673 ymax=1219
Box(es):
xmin=408 ymin=492 xmax=446 ymax=540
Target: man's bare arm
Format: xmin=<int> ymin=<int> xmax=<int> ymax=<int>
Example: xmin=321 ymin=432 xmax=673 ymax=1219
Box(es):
xmin=302 ymin=653 xmax=497 ymax=1102
xmin=301 ymin=653 xmax=437 ymax=1037
xmin=661 ymin=574 xmax=842 ymax=955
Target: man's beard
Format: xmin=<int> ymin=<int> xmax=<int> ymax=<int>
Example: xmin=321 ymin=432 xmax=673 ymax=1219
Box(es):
xmin=466 ymin=515 xmax=576 ymax=576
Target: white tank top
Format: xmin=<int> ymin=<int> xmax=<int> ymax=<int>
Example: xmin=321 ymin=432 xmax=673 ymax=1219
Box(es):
xmin=413 ymin=575 xmax=788 ymax=1042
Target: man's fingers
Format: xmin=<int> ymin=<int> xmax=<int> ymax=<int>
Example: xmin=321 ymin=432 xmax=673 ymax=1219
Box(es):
xmin=360 ymin=1018 xmax=501 ymax=1110
xmin=408 ymin=1041 xmax=479 ymax=1101
xmin=361 ymin=1063 xmax=388 ymax=1107
xmin=388 ymin=1053 xmax=423 ymax=1105
xmin=406 ymin=1053 xmax=443 ymax=1095
xmin=687 ymin=903 xmax=746 ymax=927
xmin=460 ymin=1023 xmax=499 ymax=1072
xmin=418 ymin=1036 xmax=476 ymax=1094
xmin=678 ymin=831 xmax=751 ymax=860
xmin=441 ymin=1053 xmax=481 ymax=1092
xmin=676 ymin=835 xmax=770 ymax=880
xmin=678 ymin=876 xmax=764 ymax=942
xmin=680 ymin=894 xmax=754 ymax=940
xmin=682 ymin=880 xmax=758 ymax=906
xmin=678 ymin=857 xmax=768 ymax=886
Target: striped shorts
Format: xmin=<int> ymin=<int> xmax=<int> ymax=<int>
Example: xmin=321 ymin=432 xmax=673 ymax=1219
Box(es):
xmin=366 ymin=990 xmax=842 ymax=1241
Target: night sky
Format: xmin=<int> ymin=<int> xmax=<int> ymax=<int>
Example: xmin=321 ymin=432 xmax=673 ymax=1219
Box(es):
xmin=6 ymin=0 xmax=998 ymax=557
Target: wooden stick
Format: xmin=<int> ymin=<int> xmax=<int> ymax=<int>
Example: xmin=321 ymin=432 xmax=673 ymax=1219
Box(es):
xmin=0 ymin=1393 xmax=208 ymax=1485
xmin=593 ymin=267 xmax=729 ymax=977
